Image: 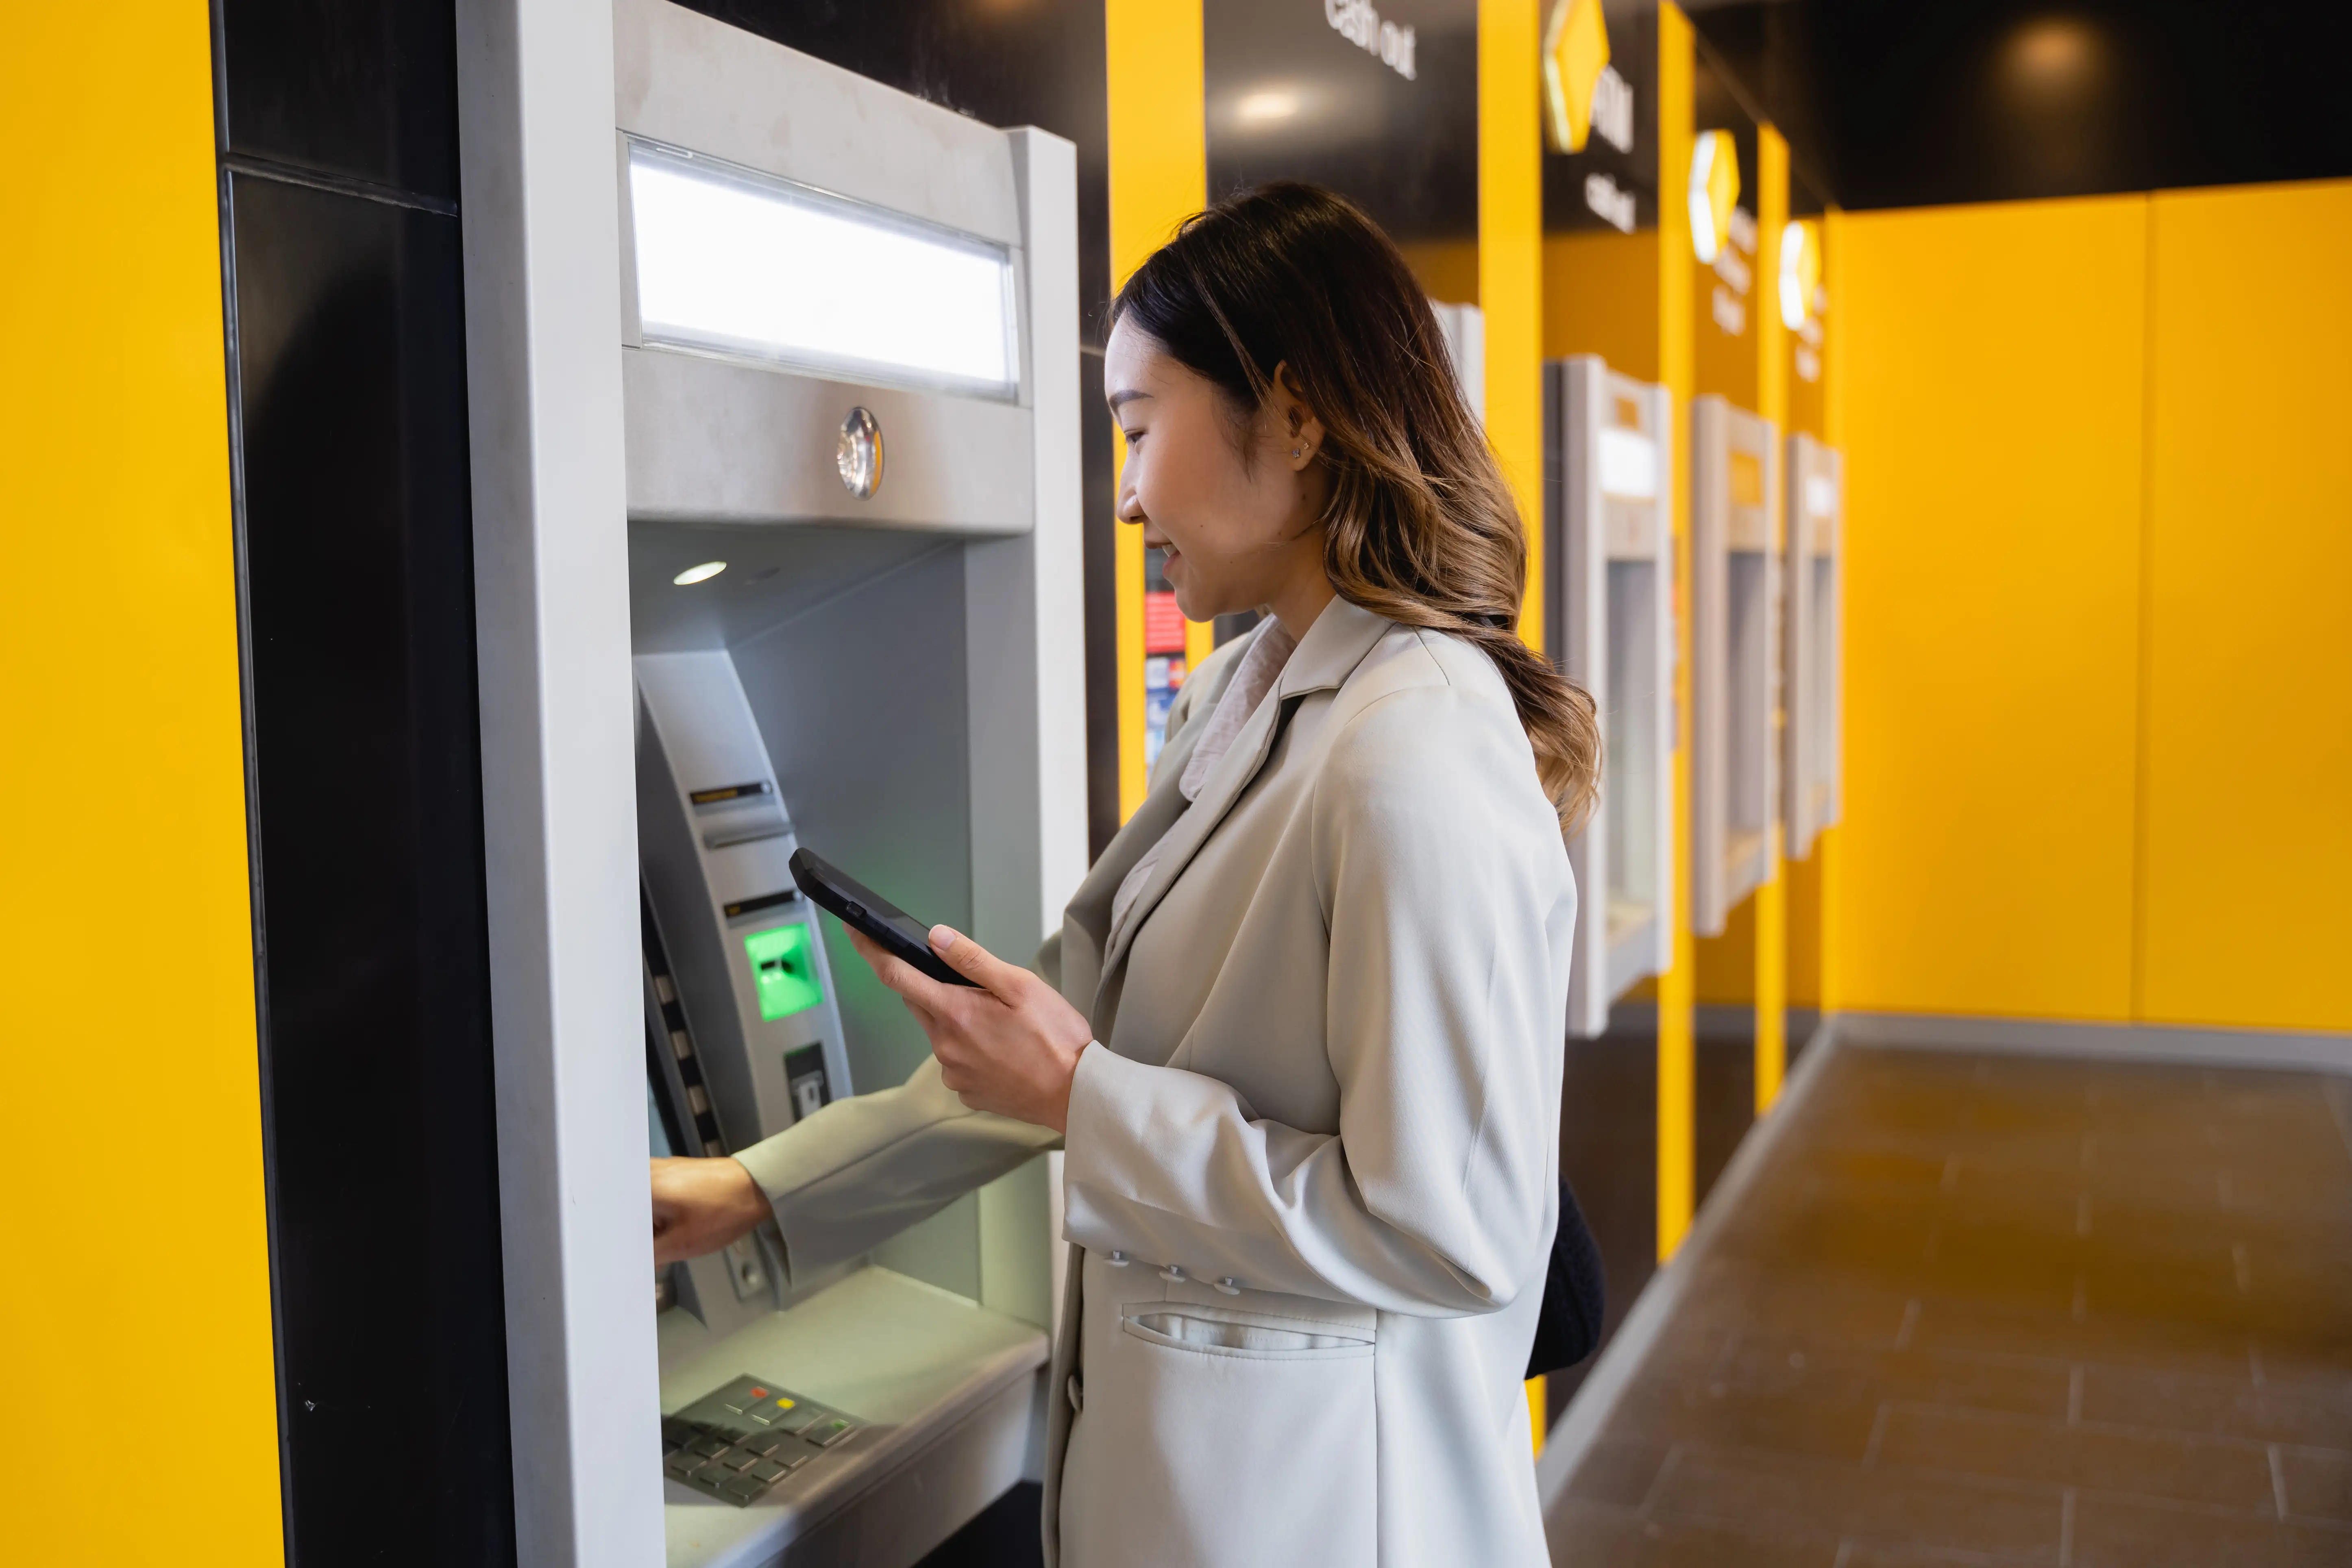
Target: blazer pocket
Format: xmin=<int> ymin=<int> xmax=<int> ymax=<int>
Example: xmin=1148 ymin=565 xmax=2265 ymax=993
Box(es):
xmin=1120 ymin=1302 xmax=1374 ymax=1361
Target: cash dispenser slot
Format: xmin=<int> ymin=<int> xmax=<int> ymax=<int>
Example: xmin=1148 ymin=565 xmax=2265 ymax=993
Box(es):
xmin=1692 ymin=395 xmax=1782 ymax=937
xmin=1547 ymin=356 xmax=1677 ymax=1038
xmin=614 ymin=3 xmax=1074 ymax=1563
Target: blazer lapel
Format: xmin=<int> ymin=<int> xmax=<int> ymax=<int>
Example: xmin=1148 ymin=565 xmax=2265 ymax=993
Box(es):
xmin=1091 ymin=598 xmax=1394 ymax=1017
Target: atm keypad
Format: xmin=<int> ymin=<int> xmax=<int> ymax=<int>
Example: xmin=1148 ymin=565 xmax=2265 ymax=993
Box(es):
xmin=662 ymin=1375 xmax=858 ymax=1507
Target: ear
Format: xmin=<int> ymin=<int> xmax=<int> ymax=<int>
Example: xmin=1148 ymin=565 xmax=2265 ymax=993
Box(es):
xmin=1269 ymin=362 xmax=1325 ymax=471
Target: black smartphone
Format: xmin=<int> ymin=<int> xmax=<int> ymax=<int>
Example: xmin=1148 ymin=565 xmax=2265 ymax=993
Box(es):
xmin=788 ymin=847 xmax=980 ymax=988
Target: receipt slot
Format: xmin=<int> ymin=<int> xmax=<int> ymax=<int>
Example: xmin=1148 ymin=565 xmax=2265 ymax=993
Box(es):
xmin=1690 ymin=396 xmax=1780 ymax=937
xmin=1784 ymin=434 xmax=1843 ymax=860
xmin=613 ymin=2 xmax=1084 ymax=1564
xmin=1545 ymin=357 xmax=1676 ymax=1038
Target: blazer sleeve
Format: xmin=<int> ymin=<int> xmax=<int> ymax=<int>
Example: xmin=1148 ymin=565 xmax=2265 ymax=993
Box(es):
xmin=1058 ymin=680 xmax=1572 ymax=1317
xmin=734 ymin=1054 xmax=1061 ymax=1284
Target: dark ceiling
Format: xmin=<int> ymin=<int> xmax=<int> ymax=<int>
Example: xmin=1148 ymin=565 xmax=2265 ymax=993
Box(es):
xmin=1683 ymin=0 xmax=2352 ymax=209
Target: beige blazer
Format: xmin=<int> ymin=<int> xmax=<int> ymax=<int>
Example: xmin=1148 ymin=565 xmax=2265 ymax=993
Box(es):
xmin=738 ymin=597 xmax=1575 ymax=1567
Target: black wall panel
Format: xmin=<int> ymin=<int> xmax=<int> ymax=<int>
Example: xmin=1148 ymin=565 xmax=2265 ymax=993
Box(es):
xmin=1687 ymin=0 xmax=2352 ymax=209
xmin=215 ymin=0 xmax=512 ymax=1561
xmin=219 ymin=0 xmax=460 ymax=198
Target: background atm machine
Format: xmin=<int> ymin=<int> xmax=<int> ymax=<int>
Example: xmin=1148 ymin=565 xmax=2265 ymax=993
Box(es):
xmin=612 ymin=2 xmax=1083 ymax=1563
xmin=1783 ymin=433 xmax=1844 ymax=859
xmin=1690 ymin=395 xmax=1781 ymax=936
xmin=1544 ymin=357 xmax=1676 ymax=1036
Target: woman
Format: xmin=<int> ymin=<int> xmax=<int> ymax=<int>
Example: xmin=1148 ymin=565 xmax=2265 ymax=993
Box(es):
xmin=650 ymin=182 xmax=1597 ymax=1567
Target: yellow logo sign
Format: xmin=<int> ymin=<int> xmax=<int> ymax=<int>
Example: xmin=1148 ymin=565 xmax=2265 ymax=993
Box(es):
xmin=1779 ymin=218 xmax=1822 ymax=330
xmin=1688 ymin=129 xmax=1740 ymax=264
xmin=1542 ymin=0 xmax=1609 ymax=154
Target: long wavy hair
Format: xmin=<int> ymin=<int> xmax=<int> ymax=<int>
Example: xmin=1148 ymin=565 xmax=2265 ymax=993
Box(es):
xmin=1111 ymin=182 xmax=1601 ymax=830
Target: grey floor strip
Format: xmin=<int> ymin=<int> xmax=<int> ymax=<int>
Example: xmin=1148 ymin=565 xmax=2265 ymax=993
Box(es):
xmin=1535 ymin=1015 xmax=1849 ymax=1507
xmin=1838 ymin=1010 xmax=2352 ymax=1074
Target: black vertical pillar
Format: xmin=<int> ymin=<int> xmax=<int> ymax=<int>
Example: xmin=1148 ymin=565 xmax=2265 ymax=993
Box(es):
xmin=214 ymin=0 xmax=515 ymax=1561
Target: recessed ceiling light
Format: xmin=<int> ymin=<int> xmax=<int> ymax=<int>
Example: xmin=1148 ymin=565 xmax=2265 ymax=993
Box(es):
xmin=673 ymin=561 xmax=727 ymax=586
xmin=1236 ymin=89 xmax=1300 ymax=125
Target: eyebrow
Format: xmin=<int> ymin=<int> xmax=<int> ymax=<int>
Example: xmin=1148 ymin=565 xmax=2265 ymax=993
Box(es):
xmin=1107 ymin=389 xmax=1152 ymax=410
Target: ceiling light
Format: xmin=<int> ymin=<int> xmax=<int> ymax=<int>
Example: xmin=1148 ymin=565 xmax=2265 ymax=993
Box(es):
xmin=1235 ymin=89 xmax=1300 ymax=124
xmin=673 ymin=561 xmax=727 ymax=586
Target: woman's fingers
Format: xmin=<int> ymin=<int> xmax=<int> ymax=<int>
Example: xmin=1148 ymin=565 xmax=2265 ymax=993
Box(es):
xmin=924 ymin=926 xmax=1025 ymax=999
xmin=846 ymin=926 xmax=965 ymax=1018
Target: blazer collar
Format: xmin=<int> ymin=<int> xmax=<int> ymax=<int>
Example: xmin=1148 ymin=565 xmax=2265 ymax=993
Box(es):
xmin=1092 ymin=596 xmax=1394 ymax=1000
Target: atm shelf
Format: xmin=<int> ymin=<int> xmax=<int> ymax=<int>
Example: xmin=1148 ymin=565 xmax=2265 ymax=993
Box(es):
xmin=659 ymin=1264 xmax=1050 ymax=1568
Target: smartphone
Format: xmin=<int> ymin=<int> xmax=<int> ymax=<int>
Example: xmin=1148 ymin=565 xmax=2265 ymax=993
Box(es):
xmin=788 ymin=847 xmax=980 ymax=988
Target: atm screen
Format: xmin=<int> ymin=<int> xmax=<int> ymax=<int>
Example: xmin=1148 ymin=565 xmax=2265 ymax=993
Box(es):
xmin=746 ymin=923 xmax=823 ymax=1020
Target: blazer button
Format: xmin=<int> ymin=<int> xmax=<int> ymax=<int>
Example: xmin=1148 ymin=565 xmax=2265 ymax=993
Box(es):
xmin=1159 ymin=1264 xmax=1185 ymax=1283
xmin=1066 ymin=1374 xmax=1084 ymax=1413
xmin=1105 ymin=1250 xmax=1130 ymax=1267
xmin=1214 ymin=1277 xmax=1242 ymax=1295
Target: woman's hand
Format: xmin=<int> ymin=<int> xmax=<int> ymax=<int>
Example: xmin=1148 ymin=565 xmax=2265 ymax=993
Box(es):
xmin=650 ymin=1155 xmax=771 ymax=1265
xmin=849 ymin=924 xmax=1092 ymax=1133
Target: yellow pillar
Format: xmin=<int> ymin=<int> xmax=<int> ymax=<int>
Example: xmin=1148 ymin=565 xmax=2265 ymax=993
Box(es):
xmin=1483 ymin=0 xmax=1546 ymax=658
xmin=1 ymin=8 xmax=284 ymax=1561
xmin=1481 ymin=0 xmax=1548 ymax=1450
xmin=1106 ymin=0 xmax=1207 ymax=820
xmin=1654 ymin=2 xmax=1698 ymax=1263
xmin=1753 ymin=126 xmax=1790 ymax=1114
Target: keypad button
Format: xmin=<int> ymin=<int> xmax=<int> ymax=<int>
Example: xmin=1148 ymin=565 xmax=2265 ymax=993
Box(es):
xmin=689 ymin=1435 xmax=731 ymax=1458
xmin=719 ymin=1446 xmax=764 ymax=1471
xmin=806 ymin=1417 xmax=856 ymax=1448
xmin=662 ymin=1451 xmax=699 ymax=1480
xmin=722 ymin=1473 xmax=767 ymax=1501
xmin=734 ymin=1430 xmax=784 ymax=1457
xmin=746 ymin=1457 xmax=789 ymax=1483
xmin=771 ymin=1404 xmax=822 ymax=1435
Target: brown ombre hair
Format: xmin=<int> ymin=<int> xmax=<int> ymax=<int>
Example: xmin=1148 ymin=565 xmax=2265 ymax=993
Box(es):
xmin=1111 ymin=182 xmax=1600 ymax=830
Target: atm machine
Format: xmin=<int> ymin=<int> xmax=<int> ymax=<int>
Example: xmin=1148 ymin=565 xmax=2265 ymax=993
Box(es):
xmin=1544 ymin=357 xmax=1675 ymax=1037
xmin=1689 ymin=396 xmax=1780 ymax=936
xmin=1783 ymin=433 xmax=1843 ymax=860
xmin=612 ymin=2 xmax=1083 ymax=1563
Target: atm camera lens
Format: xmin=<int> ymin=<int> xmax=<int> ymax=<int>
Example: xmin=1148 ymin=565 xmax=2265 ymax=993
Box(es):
xmin=837 ymin=407 xmax=883 ymax=499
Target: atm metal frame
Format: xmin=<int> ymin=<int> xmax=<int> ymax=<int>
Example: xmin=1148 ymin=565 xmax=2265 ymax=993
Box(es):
xmin=1784 ymin=433 xmax=1844 ymax=860
xmin=1546 ymin=356 xmax=1675 ymax=1038
xmin=456 ymin=2 xmax=1084 ymax=1562
xmin=1689 ymin=394 xmax=1781 ymax=937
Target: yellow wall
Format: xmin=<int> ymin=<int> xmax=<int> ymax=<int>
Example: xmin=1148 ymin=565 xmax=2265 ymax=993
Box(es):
xmin=1837 ymin=180 xmax=2352 ymax=1032
xmin=2138 ymin=182 xmax=2352 ymax=1033
xmin=1836 ymin=196 xmax=2150 ymax=1020
xmin=1106 ymin=0 xmax=1207 ymax=819
xmin=0 ymin=9 xmax=284 ymax=1563
xmin=1543 ymin=230 xmax=1660 ymax=380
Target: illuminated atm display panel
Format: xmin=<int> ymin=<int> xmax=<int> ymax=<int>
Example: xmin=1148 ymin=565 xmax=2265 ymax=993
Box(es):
xmin=1691 ymin=395 xmax=1781 ymax=937
xmin=1784 ymin=433 xmax=1843 ymax=859
xmin=1547 ymin=357 xmax=1675 ymax=1039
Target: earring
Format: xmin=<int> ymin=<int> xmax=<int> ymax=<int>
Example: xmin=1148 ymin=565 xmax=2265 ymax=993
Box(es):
xmin=1292 ymin=445 xmax=1307 ymax=460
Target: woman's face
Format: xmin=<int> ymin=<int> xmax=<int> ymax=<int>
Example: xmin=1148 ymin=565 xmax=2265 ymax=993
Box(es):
xmin=1104 ymin=318 xmax=1329 ymax=624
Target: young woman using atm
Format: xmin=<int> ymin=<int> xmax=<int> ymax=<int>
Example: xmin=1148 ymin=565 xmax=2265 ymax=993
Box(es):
xmin=650 ymin=182 xmax=1597 ymax=1567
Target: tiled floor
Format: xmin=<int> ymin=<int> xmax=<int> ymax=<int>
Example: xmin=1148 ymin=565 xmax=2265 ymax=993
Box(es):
xmin=1548 ymin=1043 xmax=2352 ymax=1566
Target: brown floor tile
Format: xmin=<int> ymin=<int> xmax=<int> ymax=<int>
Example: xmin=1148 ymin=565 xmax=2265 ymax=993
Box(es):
xmin=1871 ymin=1403 xmax=2275 ymax=1510
xmin=1648 ymin=1446 xmax=2064 ymax=1560
xmin=1563 ymin=1440 xmax=1675 ymax=1510
xmin=1546 ymin=1048 xmax=2352 ymax=1563
xmin=2279 ymin=1445 xmax=2352 ymax=1524
xmin=1604 ymin=1379 xmax=1884 ymax=1463
xmin=1547 ymin=1499 xmax=1842 ymax=1568
xmin=2070 ymin=1493 xmax=2352 ymax=1568
xmin=2078 ymin=1364 xmax=2352 ymax=1449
